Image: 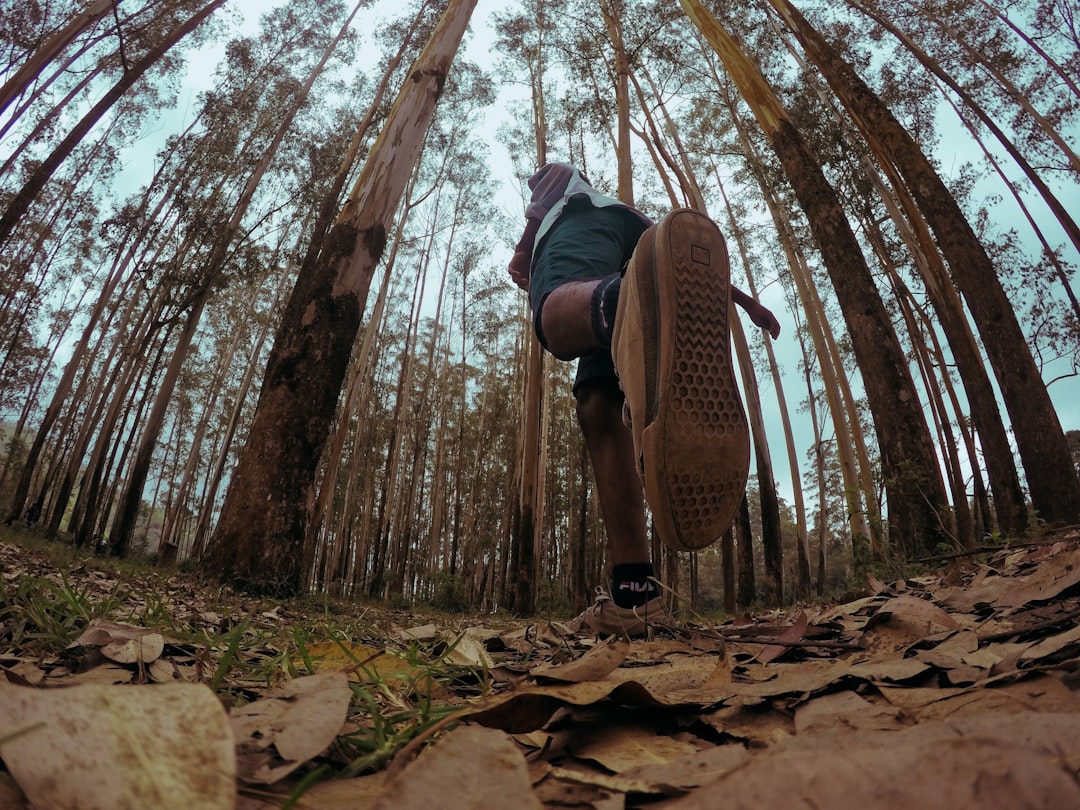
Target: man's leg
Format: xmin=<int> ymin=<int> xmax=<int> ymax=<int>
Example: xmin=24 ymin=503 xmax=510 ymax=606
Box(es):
xmin=538 ymin=271 xmax=623 ymax=361
xmin=574 ymin=383 xmax=649 ymax=567
xmin=573 ymin=375 xmax=666 ymax=625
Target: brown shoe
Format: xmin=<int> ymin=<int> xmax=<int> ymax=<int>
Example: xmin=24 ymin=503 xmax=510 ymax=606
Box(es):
xmin=574 ymin=588 xmax=674 ymax=639
xmin=612 ymin=209 xmax=749 ymax=551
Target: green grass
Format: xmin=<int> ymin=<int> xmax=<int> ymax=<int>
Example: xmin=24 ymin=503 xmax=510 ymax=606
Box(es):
xmin=0 ymin=527 xmax=485 ymax=787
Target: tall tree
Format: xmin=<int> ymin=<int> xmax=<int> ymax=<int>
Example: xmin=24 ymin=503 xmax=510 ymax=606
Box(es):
xmin=681 ymin=0 xmax=951 ymax=557
xmin=768 ymin=0 xmax=1080 ymax=527
xmin=201 ymin=0 xmax=478 ymax=596
xmin=0 ymin=0 xmax=227 ymax=249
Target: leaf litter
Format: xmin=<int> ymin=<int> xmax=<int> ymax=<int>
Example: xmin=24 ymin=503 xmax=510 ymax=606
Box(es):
xmin=1 ymin=529 xmax=1079 ymax=808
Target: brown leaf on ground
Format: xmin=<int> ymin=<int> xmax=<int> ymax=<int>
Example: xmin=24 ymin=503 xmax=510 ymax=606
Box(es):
xmin=570 ymin=721 xmax=699 ymax=772
xmin=667 ymin=734 xmax=1080 ymax=809
xmin=793 ymin=690 xmax=908 ymax=734
xmin=231 ymin=671 xmax=352 ymax=784
xmin=868 ymin=593 xmax=960 ymax=630
xmin=531 ymin=638 xmax=628 ymax=683
xmin=371 ymin=724 xmax=542 ymax=810
xmin=754 ymin=610 xmax=808 ymax=664
xmin=618 ymin=743 xmax=748 ymax=793
xmin=72 ymin=618 xmax=166 ymax=664
xmin=0 ymin=680 xmax=234 ymax=810
xmin=4 ymin=532 xmax=1080 ymax=809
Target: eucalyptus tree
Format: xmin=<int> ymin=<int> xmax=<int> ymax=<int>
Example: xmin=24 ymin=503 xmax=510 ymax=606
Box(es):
xmin=759 ymin=7 xmax=1028 ymax=541
xmin=107 ymin=0 xmax=367 ymax=557
xmin=202 ymin=0 xmax=479 ymax=596
xmin=0 ymin=0 xmax=228 ymax=249
xmin=681 ymin=0 xmax=952 ymax=557
xmin=492 ymin=0 xmax=559 ymax=614
xmin=769 ymin=0 xmax=1080 ymax=528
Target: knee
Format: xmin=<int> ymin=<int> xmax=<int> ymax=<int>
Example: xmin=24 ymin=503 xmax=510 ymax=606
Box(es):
xmin=538 ymin=300 xmax=581 ymax=361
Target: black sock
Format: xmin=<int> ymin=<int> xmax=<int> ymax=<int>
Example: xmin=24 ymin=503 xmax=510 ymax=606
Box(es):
xmin=590 ymin=273 xmax=622 ymax=347
xmin=611 ymin=562 xmax=657 ymax=608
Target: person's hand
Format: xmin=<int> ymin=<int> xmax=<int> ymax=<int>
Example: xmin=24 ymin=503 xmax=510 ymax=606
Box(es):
xmin=746 ymin=299 xmax=781 ymax=339
xmin=508 ymin=250 xmax=531 ymax=291
xmin=732 ymin=288 xmax=781 ymax=339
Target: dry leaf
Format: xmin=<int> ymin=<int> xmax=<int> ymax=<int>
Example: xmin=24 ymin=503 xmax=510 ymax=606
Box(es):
xmin=869 ymin=594 xmax=960 ymax=631
xmin=755 ymin=611 xmax=808 ymax=665
xmin=670 ymin=733 xmax=1080 ymax=809
xmin=231 ymin=672 xmax=352 ymax=784
xmin=72 ymin=619 xmax=158 ymax=648
xmin=572 ymin=722 xmax=699 ymax=772
xmin=101 ymin=633 xmax=165 ymax=664
xmin=300 ymin=641 xmax=440 ymax=697
xmin=532 ymin=638 xmax=628 ymax=683
xmin=620 ymin=744 xmax=748 ymax=792
xmin=443 ymin=628 xmax=495 ymax=669
xmin=0 ymin=681 xmax=233 ymax=810
xmin=371 ymin=725 xmax=542 ymax=810
xmin=291 ymin=772 xmax=387 ymax=808
xmin=396 ymin=624 xmax=438 ymax=642
xmin=726 ymin=660 xmax=841 ymax=698
xmin=1018 ymin=623 xmax=1080 ymax=664
xmin=794 ymin=691 xmax=906 ymax=734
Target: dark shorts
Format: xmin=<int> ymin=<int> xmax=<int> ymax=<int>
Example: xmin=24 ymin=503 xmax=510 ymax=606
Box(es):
xmin=530 ymin=201 xmax=648 ymax=396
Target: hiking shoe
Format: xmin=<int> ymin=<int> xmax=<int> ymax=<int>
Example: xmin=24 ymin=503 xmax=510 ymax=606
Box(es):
xmin=575 ymin=587 xmax=674 ymax=639
xmin=612 ymin=208 xmax=750 ymax=552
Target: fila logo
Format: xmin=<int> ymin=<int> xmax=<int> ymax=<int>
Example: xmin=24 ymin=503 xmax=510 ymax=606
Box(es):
xmin=618 ymin=581 xmax=656 ymax=593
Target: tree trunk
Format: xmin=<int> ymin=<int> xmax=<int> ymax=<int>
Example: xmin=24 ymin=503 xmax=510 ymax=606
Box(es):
xmin=0 ymin=0 xmax=227 ymax=249
xmin=772 ymin=0 xmax=1080 ymax=526
xmin=201 ymin=0 xmax=478 ymax=596
xmin=736 ymin=494 xmax=755 ymax=609
xmin=682 ymin=0 xmax=951 ymax=557
xmin=0 ymin=0 xmax=114 ymax=117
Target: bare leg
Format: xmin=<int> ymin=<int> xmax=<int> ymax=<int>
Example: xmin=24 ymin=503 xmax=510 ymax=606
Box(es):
xmin=539 ymin=279 xmax=603 ymax=361
xmin=575 ymin=384 xmax=650 ymax=566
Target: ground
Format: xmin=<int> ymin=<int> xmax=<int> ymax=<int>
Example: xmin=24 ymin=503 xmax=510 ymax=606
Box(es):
xmin=2 ymin=527 xmax=1079 ymax=809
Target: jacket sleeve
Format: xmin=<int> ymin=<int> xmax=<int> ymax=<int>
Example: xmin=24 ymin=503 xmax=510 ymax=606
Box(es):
xmin=524 ymin=163 xmax=574 ymax=222
xmin=507 ymin=164 xmax=574 ymax=289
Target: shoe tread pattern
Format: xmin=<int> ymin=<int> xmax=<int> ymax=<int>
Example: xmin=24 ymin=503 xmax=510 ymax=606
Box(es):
xmin=657 ymin=211 xmax=749 ymax=549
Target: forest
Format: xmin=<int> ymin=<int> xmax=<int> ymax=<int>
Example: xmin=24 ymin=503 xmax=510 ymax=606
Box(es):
xmin=1 ymin=0 xmax=1078 ymax=616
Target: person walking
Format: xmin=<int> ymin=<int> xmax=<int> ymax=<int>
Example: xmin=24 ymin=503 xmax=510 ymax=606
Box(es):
xmin=508 ymin=162 xmax=780 ymax=636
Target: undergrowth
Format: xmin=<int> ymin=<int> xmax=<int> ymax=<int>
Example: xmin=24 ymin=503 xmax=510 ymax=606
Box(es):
xmin=0 ymin=528 xmax=485 ymax=781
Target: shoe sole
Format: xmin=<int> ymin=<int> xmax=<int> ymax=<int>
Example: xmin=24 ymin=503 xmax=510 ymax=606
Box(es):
xmin=643 ymin=209 xmax=750 ymax=551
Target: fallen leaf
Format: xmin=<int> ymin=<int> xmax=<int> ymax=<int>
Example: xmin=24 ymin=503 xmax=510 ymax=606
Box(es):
xmin=371 ymin=725 xmax=542 ymax=809
xmin=291 ymin=772 xmax=386 ymax=809
xmin=619 ymin=744 xmax=748 ymax=792
xmin=572 ymin=722 xmax=699 ymax=772
xmin=443 ymin=627 xmax=495 ymax=669
xmin=669 ymin=733 xmax=1080 ymax=809
xmin=231 ymin=671 xmax=352 ymax=784
xmin=396 ymin=624 xmax=438 ymax=642
xmin=755 ymin=611 xmax=808 ymax=665
xmin=101 ymin=633 xmax=165 ymax=665
xmin=465 ymin=678 xmax=703 ymax=734
xmin=0 ymin=681 xmax=233 ymax=810
xmin=726 ymin=660 xmax=842 ymax=698
xmin=72 ymin=619 xmax=159 ymax=648
xmin=1018 ymin=623 xmax=1080 ymax=664
xmin=794 ymin=691 xmax=906 ymax=734
xmin=532 ymin=638 xmax=628 ymax=683
xmin=868 ymin=594 xmax=959 ymax=631
xmin=300 ymin=641 xmax=440 ymax=697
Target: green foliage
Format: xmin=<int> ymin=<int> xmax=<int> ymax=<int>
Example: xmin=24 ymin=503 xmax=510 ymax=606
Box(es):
xmin=430 ymin=571 xmax=469 ymax=613
xmin=333 ymin=682 xmax=459 ymax=777
xmin=0 ymin=572 xmax=127 ymax=653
